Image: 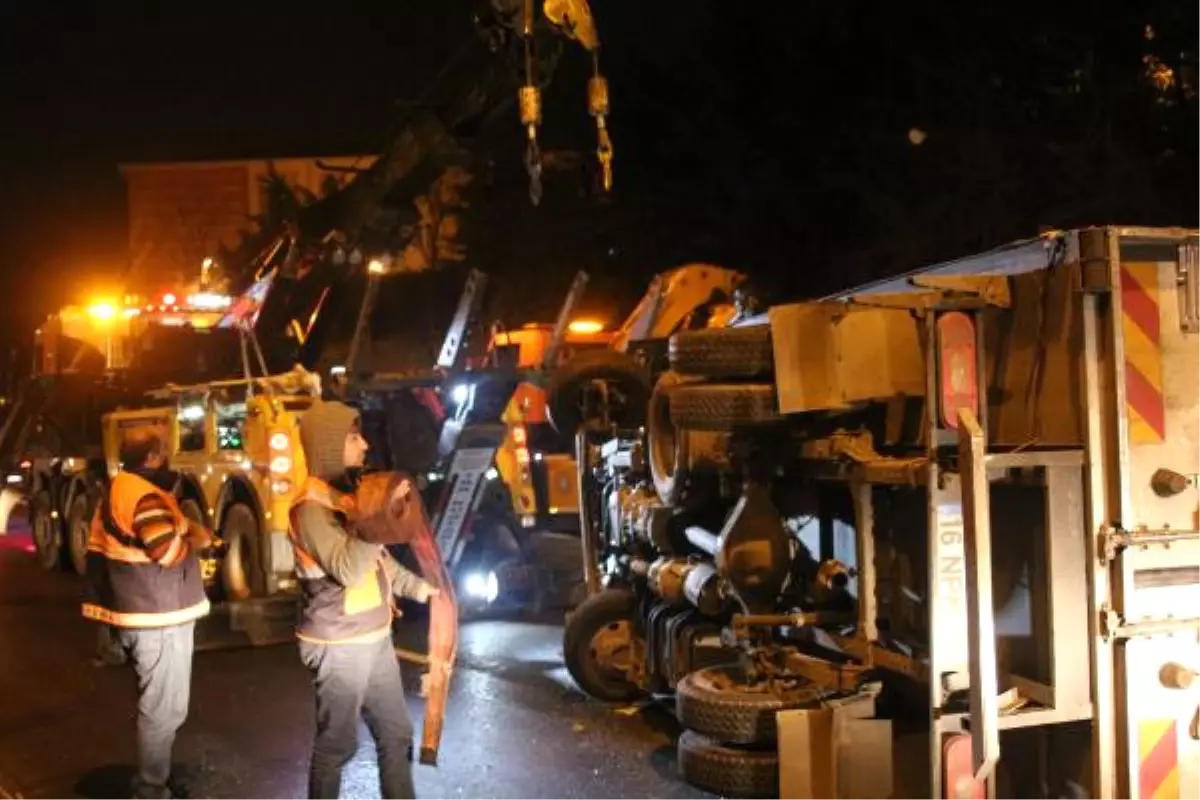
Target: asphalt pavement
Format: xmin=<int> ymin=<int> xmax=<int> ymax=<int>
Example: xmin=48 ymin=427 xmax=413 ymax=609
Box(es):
xmin=0 ymin=521 xmax=706 ymax=800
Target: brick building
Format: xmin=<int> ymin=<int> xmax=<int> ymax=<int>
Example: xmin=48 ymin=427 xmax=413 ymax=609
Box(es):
xmin=118 ymin=154 xmax=376 ymax=291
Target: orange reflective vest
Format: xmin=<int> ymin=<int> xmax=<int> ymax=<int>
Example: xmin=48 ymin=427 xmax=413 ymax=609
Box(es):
xmin=288 ymin=477 xmax=393 ymax=645
xmin=81 ymin=472 xmax=211 ymax=628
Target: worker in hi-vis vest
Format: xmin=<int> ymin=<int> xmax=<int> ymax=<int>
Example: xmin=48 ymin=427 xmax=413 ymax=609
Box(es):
xmin=81 ymin=425 xmax=213 ymax=800
xmin=290 ymin=399 xmax=438 ymax=799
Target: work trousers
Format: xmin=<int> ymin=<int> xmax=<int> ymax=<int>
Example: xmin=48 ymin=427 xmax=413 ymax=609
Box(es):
xmin=116 ymin=622 xmax=196 ymax=800
xmin=299 ymin=634 xmax=416 ymax=800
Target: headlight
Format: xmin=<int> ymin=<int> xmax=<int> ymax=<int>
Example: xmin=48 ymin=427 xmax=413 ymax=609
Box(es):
xmin=463 ymin=571 xmax=499 ymax=603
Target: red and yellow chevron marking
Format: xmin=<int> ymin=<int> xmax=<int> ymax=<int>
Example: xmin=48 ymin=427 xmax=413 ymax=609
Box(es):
xmin=1121 ymin=263 xmax=1165 ymax=444
xmin=1139 ymin=718 xmax=1180 ymax=799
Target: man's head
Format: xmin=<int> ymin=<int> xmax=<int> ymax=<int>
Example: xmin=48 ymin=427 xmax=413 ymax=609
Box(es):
xmin=298 ymin=399 xmax=368 ymax=480
xmin=119 ymin=426 xmax=167 ymax=471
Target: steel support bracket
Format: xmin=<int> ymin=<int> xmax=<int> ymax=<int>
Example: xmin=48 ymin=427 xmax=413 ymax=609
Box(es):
xmin=1099 ymin=603 xmax=1200 ymax=641
xmin=1098 ymin=523 xmax=1200 ymax=566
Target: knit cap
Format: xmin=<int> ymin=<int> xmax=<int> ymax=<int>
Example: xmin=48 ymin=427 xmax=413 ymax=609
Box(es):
xmin=298 ymin=399 xmax=361 ymax=480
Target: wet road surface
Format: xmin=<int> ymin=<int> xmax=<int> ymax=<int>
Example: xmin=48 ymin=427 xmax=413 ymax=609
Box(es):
xmin=0 ymin=523 xmax=706 ymax=799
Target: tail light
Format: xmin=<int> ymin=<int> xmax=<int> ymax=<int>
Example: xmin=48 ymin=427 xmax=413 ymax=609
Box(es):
xmin=936 ymin=312 xmax=979 ymax=430
xmin=513 ymin=424 xmax=531 ymax=466
xmin=268 ymin=428 xmax=297 ymax=497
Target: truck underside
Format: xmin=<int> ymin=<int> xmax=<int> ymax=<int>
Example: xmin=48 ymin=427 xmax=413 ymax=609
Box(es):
xmin=550 ymin=227 xmax=1200 ymax=799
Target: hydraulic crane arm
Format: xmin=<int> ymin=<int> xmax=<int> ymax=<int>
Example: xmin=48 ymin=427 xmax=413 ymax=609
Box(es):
xmin=608 ymin=264 xmax=748 ymax=352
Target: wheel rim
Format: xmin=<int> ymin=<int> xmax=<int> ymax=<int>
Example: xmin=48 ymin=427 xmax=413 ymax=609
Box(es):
xmin=588 ymin=620 xmax=645 ymax=685
xmin=648 ymin=388 xmax=678 ymax=486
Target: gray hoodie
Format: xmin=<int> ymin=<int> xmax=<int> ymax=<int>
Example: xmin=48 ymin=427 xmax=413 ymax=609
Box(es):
xmin=294 ymin=399 xmax=430 ymax=600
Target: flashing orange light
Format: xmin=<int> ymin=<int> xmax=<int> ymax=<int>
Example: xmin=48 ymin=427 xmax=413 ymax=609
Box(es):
xmin=162 ymin=292 xmax=177 ymax=306
xmin=87 ymin=302 xmax=116 ymax=321
xmin=367 ymin=259 xmax=387 ymax=276
xmin=568 ymin=319 xmax=605 ymax=334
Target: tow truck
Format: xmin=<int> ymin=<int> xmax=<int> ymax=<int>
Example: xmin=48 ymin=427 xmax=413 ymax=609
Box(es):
xmin=345 ymin=268 xmax=614 ymax=614
xmin=1 ymin=290 xmax=247 ymax=576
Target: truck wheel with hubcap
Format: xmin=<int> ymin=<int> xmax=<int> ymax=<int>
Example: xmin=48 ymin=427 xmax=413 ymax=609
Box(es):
xmin=220 ymin=502 xmax=263 ymax=601
xmin=562 ymin=587 xmax=648 ymax=702
xmin=31 ymin=490 xmax=62 ymax=571
xmin=66 ymin=489 xmax=96 ymax=576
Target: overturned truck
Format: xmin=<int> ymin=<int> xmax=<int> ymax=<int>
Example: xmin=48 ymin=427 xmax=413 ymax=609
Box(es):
xmin=553 ymin=226 xmax=1199 ymax=799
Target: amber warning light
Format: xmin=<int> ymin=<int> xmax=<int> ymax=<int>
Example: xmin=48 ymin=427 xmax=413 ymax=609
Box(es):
xmin=567 ymin=319 xmax=604 ymax=334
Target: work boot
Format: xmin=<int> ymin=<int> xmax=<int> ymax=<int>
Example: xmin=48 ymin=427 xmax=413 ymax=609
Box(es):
xmin=131 ymin=780 xmax=171 ymax=800
xmin=167 ymin=772 xmax=193 ymax=799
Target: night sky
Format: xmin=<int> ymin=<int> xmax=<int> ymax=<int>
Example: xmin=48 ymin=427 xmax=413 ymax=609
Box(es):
xmin=0 ymin=2 xmax=467 ymax=338
xmin=1 ymin=1 xmax=1196 ymax=366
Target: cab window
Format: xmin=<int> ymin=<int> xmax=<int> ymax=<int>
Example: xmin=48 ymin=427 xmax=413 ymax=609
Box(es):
xmin=216 ymin=402 xmax=246 ymax=451
xmin=177 ymin=396 xmax=206 ymax=452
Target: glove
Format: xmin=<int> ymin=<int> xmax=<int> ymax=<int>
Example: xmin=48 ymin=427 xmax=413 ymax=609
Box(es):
xmin=412 ymin=581 xmax=441 ymax=604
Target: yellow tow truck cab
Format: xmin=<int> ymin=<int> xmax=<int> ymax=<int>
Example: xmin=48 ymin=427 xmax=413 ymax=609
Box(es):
xmin=100 ymin=368 xmax=319 ymax=601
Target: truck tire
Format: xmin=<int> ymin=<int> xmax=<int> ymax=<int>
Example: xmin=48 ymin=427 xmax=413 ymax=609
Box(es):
xmin=677 ymin=730 xmax=778 ymax=799
xmin=545 ymin=350 xmax=652 ymax=434
xmin=669 ymin=383 xmax=780 ymax=430
xmin=669 ymin=326 xmax=773 ymax=379
xmin=30 ymin=490 xmax=63 ymax=571
xmin=676 ymin=663 xmax=823 ymax=745
xmin=66 ymin=490 xmax=95 ymax=577
xmin=220 ymin=502 xmax=264 ymax=601
xmin=562 ymin=587 xmax=648 ymax=703
xmin=647 ymin=371 xmax=690 ymax=504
